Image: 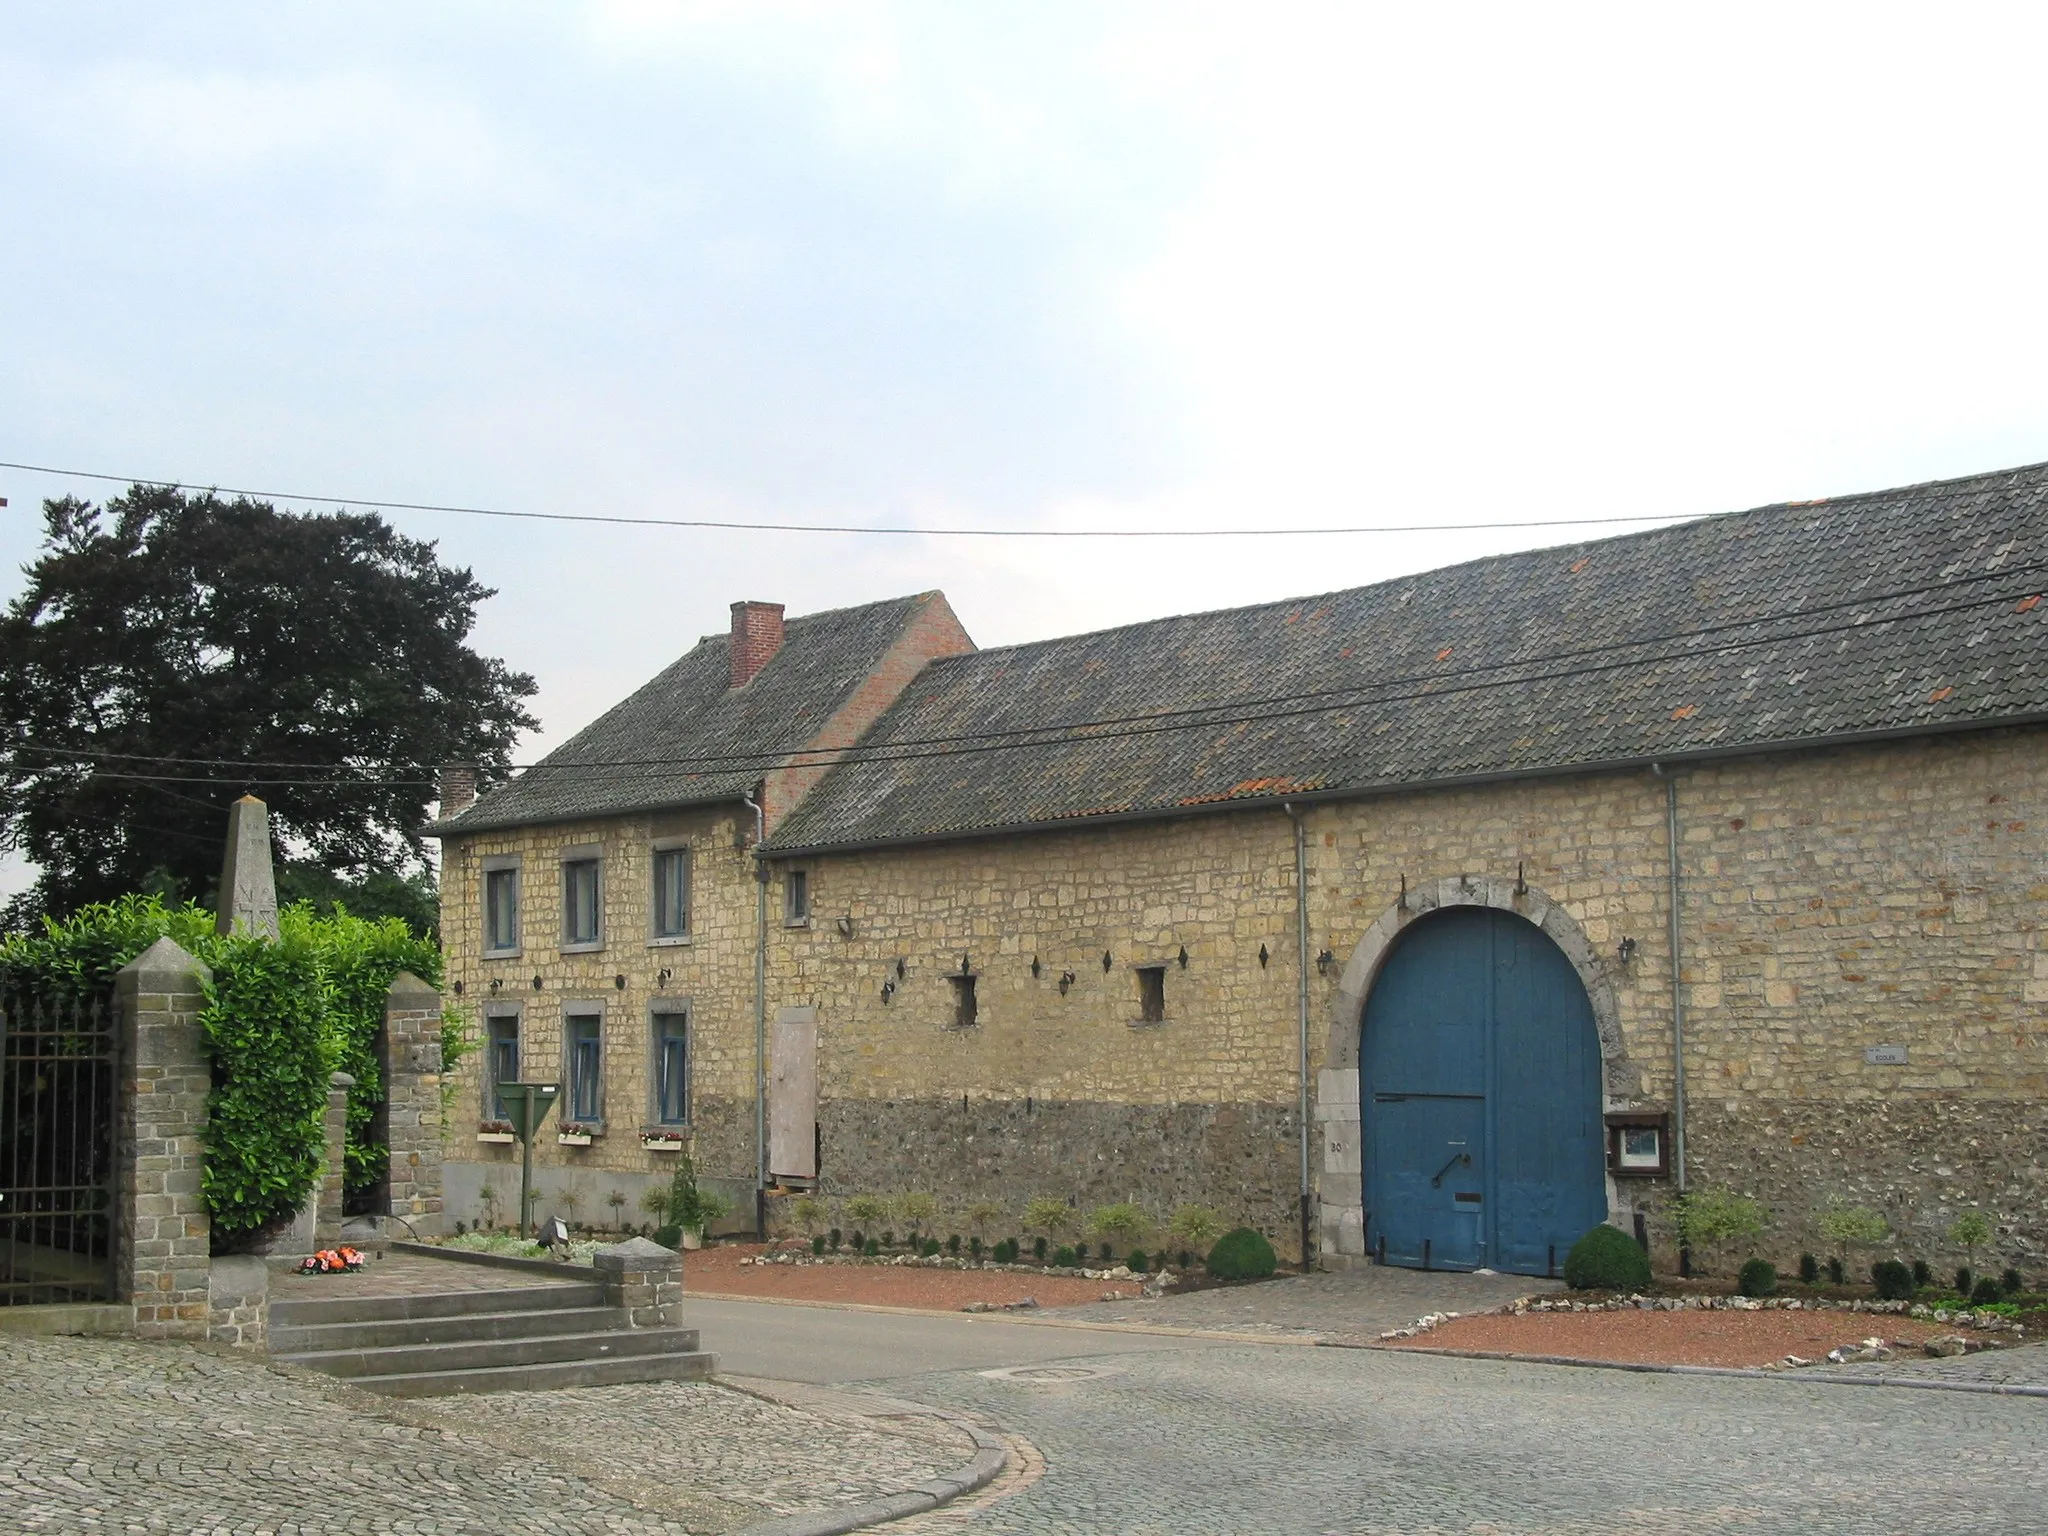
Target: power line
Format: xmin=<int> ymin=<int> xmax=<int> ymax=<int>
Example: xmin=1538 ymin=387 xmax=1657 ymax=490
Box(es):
xmin=0 ymin=456 xmax=1705 ymax=539
xmin=9 ymin=576 xmax=2039 ymax=792
xmin=6 ymin=555 xmax=2042 ymax=778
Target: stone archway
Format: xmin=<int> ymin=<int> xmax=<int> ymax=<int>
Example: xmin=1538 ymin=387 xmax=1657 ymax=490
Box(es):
xmin=1312 ymin=873 xmax=1641 ymax=1267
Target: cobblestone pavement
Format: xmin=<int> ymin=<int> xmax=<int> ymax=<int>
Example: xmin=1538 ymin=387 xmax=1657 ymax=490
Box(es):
xmin=1039 ymin=1265 xmax=1557 ymax=1340
xmin=1816 ymin=1337 xmax=2048 ymax=1388
xmin=890 ymin=1342 xmax=2048 ymax=1534
xmin=0 ymin=1334 xmax=969 ymax=1535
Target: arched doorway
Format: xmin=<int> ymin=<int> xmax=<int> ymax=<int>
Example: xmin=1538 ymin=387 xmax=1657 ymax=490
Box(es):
xmin=1360 ymin=905 xmax=1605 ymax=1275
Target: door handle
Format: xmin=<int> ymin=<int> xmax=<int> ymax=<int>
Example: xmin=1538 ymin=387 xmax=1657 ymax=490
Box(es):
xmin=1430 ymin=1152 xmax=1472 ymax=1187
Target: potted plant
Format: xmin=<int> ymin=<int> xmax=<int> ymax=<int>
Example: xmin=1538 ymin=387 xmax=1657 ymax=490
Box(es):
xmin=656 ymin=1154 xmax=731 ymax=1249
xmin=476 ymin=1119 xmax=515 ymax=1145
xmin=640 ymin=1127 xmax=687 ymax=1152
xmin=557 ymin=1122 xmax=598 ymax=1147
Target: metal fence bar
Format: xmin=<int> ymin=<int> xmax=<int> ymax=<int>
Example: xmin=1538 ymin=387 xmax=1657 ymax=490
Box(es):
xmin=1 ymin=986 xmax=119 ymax=1306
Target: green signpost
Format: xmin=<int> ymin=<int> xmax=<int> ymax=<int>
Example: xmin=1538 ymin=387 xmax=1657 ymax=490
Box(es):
xmin=497 ymin=1082 xmax=560 ymax=1238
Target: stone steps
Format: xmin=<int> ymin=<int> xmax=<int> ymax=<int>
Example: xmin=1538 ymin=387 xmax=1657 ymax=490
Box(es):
xmin=270 ymin=1279 xmax=714 ymax=1396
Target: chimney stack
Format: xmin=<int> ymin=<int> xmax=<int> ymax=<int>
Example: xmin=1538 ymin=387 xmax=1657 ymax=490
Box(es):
xmin=439 ymin=763 xmax=478 ymax=819
xmin=730 ymin=601 xmax=786 ymax=688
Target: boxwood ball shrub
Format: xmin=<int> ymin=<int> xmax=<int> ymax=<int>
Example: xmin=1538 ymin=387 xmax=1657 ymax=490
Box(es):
xmin=1826 ymin=1257 xmax=1845 ymax=1284
xmin=1128 ymin=1249 xmax=1149 ymax=1272
xmin=1052 ymin=1245 xmax=1078 ymax=1268
xmin=2003 ymin=1267 xmax=2025 ymax=1296
xmin=1972 ymin=1276 xmax=2005 ymax=1306
xmin=653 ymin=1224 xmax=683 ymax=1250
xmin=1562 ymin=1223 xmax=1651 ymax=1292
xmin=812 ymin=1235 xmax=825 ymax=1256
xmin=1912 ymin=1259 xmax=1932 ymax=1288
xmin=1871 ymin=1260 xmax=1915 ymax=1300
xmin=1206 ymin=1227 xmax=1278 ymax=1282
xmin=1738 ymin=1258 xmax=1778 ymax=1297
xmin=1798 ymin=1252 xmax=1820 ymax=1284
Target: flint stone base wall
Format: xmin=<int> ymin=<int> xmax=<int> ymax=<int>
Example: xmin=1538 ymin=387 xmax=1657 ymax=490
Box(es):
xmin=817 ymin=1096 xmax=1303 ymax=1259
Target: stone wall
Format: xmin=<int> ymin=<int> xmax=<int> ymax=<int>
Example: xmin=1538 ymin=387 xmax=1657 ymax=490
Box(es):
xmin=379 ymin=972 xmax=446 ymax=1234
xmin=440 ymin=726 xmax=2048 ymax=1274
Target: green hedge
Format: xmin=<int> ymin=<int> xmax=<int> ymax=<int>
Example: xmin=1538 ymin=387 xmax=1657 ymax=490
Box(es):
xmin=1563 ymin=1223 xmax=1651 ymax=1291
xmin=0 ymin=894 xmax=460 ymax=1245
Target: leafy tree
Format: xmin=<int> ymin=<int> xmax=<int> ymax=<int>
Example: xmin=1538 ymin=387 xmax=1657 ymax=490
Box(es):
xmin=0 ymin=487 xmax=535 ymax=924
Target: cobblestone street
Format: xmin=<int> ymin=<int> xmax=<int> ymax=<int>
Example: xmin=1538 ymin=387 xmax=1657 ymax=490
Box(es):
xmin=893 ymin=1342 xmax=2048 ymax=1535
xmin=0 ymin=1335 xmax=968 ymax=1535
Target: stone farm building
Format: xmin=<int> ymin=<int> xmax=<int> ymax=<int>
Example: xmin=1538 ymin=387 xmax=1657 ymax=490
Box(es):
xmin=434 ymin=461 xmax=2048 ymax=1276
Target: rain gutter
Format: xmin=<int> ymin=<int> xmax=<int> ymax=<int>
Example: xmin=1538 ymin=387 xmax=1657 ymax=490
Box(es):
xmin=1283 ymin=802 xmax=1313 ymax=1270
xmin=743 ymin=787 xmax=769 ymax=1237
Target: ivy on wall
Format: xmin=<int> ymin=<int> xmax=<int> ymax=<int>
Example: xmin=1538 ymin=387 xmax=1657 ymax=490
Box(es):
xmin=0 ymin=894 xmax=463 ymax=1245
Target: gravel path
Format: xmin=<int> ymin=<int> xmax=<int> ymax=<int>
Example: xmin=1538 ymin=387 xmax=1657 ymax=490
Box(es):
xmin=0 ymin=1334 xmax=971 ymax=1535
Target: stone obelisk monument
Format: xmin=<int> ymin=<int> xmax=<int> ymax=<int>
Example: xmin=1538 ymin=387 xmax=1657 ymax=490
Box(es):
xmin=216 ymin=794 xmax=280 ymax=939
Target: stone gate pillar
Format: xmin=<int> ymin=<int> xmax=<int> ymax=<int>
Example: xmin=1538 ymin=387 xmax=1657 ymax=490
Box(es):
xmin=381 ymin=971 xmax=446 ymax=1235
xmin=113 ymin=938 xmax=212 ymax=1339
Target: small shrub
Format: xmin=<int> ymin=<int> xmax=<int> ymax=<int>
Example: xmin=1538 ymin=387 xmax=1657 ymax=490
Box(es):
xmin=789 ymin=1194 xmax=826 ymax=1234
xmin=2002 ymin=1267 xmax=2025 ymax=1296
xmin=1167 ymin=1204 xmax=1226 ymax=1248
xmin=1176 ymin=1250 xmax=1191 ymax=1270
xmin=1956 ymin=1266 xmax=1974 ymax=1297
xmin=1562 ymin=1224 xmax=1651 ymax=1292
xmin=1207 ymin=1227 xmax=1278 ymax=1281
xmin=848 ymin=1230 xmax=865 ymax=1251
xmin=946 ymin=1234 xmax=961 ymax=1254
xmin=1912 ymin=1259 xmax=1932 ymax=1288
xmin=846 ymin=1195 xmax=889 ymax=1228
xmin=1128 ymin=1249 xmax=1149 ymax=1272
xmin=1948 ymin=1209 xmax=1993 ymax=1256
xmin=812 ymin=1234 xmax=826 ymax=1256
xmin=880 ymin=1230 xmax=895 ymax=1249
xmin=1023 ymin=1196 xmax=1074 ymax=1237
xmin=863 ymin=1238 xmax=880 ymax=1257
xmin=829 ymin=1227 xmax=842 ymax=1251
xmin=455 ymin=1220 xmax=468 ymax=1236
xmin=964 ymin=1199 xmax=1004 ymax=1234
xmin=1871 ymin=1260 xmax=1914 ymax=1300
xmin=1098 ymin=1243 xmax=1113 ymax=1262
xmin=653 ymin=1224 xmax=682 ymax=1250
xmin=897 ymin=1193 xmax=938 ymax=1228
xmin=1089 ymin=1201 xmax=1149 ymax=1245
xmin=1738 ymin=1258 xmax=1778 ymax=1297
xmin=1052 ymin=1245 xmax=1078 ymax=1267
xmin=1818 ymin=1201 xmax=1891 ymax=1251
xmin=992 ymin=1238 xmax=1016 ymax=1263
xmin=1033 ymin=1236 xmax=1047 ymax=1260
xmin=922 ymin=1238 xmax=941 ymax=1257
xmin=1826 ymin=1257 xmax=1845 ymax=1285
xmin=1972 ymin=1277 xmax=2005 ymax=1306
xmin=1798 ymin=1252 xmax=1819 ymax=1284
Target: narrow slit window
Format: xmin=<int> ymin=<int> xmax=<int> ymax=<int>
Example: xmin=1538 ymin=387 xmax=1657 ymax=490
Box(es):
xmin=653 ymin=847 xmax=691 ymax=938
xmin=948 ymin=974 xmax=978 ymax=1029
xmin=653 ymin=1012 xmax=689 ymax=1125
xmin=486 ymin=1016 xmax=520 ymax=1119
xmin=563 ymin=858 xmax=602 ymax=946
xmin=784 ymin=869 xmax=810 ymax=925
xmin=1136 ymin=965 xmax=1167 ymax=1024
xmin=566 ymin=1014 xmax=602 ymax=1122
xmin=484 ymin=867 xmax=519 ymax=952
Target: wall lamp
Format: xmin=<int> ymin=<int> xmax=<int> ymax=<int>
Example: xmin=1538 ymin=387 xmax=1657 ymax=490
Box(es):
xmin=1617 ymin=936 xmax=1638 ymax=967
xmin=614 ymin=974 xmax=627 ymax=990
xmin=1058 ymin=970 xmax=1076 ymax=995
xmin=836 ymin=915 xmax=856 ymax=938
xmin=881 ymin=978 xmax=896 ymax=1004
xmin=656 ymin=968 xmax=673 ymax=988
xmin=1316 ymin=948 xmax=1334 ymax=976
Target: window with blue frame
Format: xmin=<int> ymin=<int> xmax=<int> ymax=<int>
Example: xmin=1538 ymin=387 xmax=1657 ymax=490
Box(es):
xmin=652 ymin=847 xmax=690 ymax=939
xmin=653 ymin=1012 xmax=689 ymax=1125
xmin=562 ymin=856 xmax=602 ymax=948
xmin=566 ymin=1013 xmax=603 ymax=1123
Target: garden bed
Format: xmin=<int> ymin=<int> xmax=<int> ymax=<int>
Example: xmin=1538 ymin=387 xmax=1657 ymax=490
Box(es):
xmin=1386 ymin=1305 xmax=2007 ymax=1369
xmin=685 ymin=1241 xmax=1143 ymax=1310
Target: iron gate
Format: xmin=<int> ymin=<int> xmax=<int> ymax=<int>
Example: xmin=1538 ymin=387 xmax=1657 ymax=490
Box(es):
xmin=1 ymin=986 xmax=118 ymax=1305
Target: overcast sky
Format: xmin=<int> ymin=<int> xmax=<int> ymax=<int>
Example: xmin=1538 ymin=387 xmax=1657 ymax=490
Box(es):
xmin=7 ymin=4 xmax=2048 ymax=892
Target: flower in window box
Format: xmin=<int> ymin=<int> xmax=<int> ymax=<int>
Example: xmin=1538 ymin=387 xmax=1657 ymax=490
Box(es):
xmin=557 ymin=1122 xmax=599 ymax=1146
xmin=476 ymin=1119 xmax=516 ymax=1144
xmin=639 ymin=1127 xmax=687 ymax=1151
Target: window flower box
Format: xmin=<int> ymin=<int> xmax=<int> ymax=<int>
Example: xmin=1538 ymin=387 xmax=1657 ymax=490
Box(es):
xmin=476 ymin=1120 xmax=515 ymax=1145
xmin=557 ymin=1122 xmax=600 ymax=1147
xmin=640 ymin=1128 xmax=687 ymax=1152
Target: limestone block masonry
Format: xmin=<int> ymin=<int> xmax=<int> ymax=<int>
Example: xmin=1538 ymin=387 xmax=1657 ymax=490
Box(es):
xmin=594 ymin=1236 xmax=685 ymax=1327
xmin=113 ymin=938 xmax=213 ymax=1340
xmin=380 ymin=971 xmax=446 ymax=1234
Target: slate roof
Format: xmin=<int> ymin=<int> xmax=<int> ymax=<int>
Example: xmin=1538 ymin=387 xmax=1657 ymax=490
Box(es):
xmin=438 ymin=593 xmax=941 ymax=834
xmin=765 ymin=461 xmax=2048 ymax=853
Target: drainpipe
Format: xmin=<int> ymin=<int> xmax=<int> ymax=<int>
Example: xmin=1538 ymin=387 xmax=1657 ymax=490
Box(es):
xmin=1650 ymin=765 xmax=1688 ymax=1196
xmin=1284 ymin=803 xmax=1313 ymax=1270
xmin=743 ymin=788 xmax=769 ymax=1238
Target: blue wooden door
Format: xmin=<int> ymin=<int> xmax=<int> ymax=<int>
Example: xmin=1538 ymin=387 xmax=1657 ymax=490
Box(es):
xmin=1360 ymin=906 xmax=1604 ymax=1275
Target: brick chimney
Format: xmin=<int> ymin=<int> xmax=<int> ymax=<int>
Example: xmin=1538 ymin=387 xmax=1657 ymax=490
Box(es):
xmin=730 ymin=601 xmax=786 ymax=688
xmin=438 ymin=763 xmax=478 ymax=819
